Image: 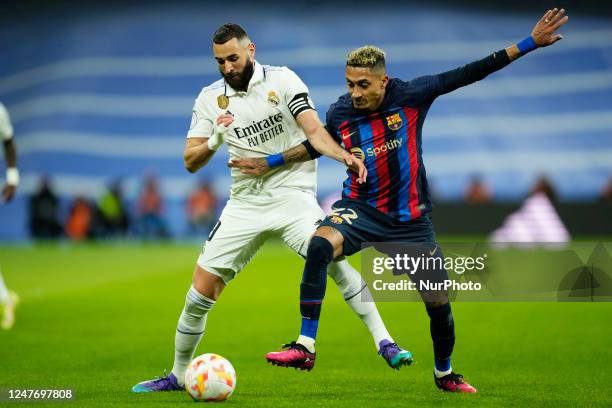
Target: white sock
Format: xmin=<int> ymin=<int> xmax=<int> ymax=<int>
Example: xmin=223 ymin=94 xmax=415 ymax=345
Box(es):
xmin=346 ymin=291 xmax=392 ymax=347
xmin=297 ymin=335 xmax=315 ymax=353
xmin=434 ymin=366 xmax=453 ymax=378
xmin=0 ymin=272 xmax=9 ymax=305
xmin=328 ymin=260 xmax=393 ymax=349
xmin=171 ymin=286 xmax=215 ymax=385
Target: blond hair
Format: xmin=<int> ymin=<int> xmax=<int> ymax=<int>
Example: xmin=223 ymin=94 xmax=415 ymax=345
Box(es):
xmin=346 ymin=45 xmax=386 ymax=70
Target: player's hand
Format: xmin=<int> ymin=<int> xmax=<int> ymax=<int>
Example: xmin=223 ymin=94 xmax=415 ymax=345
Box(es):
xmin=2 ymin=184 xmax=16 ymax=203
xmin=216 ymin=113 xmax=234 ymax=128
xmin=341 ymin=150 xmax=367 ymax=184
xmin=228 ymin=157 xmax=271 ymax=176
xmin=531 ymin=8 xmax=569 ymax=47
xmin=208 ymin=114 xmax=234 ymax=151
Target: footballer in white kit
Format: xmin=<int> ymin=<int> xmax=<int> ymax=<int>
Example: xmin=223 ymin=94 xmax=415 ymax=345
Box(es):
xmin=0 ymin=102 xmax=20 ymax=330
xmin=188 ymin=61 xmax=325 ymax=279
xmin=132 ymin=23 xmax=411 ymax=393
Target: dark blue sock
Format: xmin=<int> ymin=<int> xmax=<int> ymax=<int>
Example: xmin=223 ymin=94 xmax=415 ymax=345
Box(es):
xmin=426 ymin=302 xmax=455 ymax=372
xmin=299 ymin=236 xmax=334 ymax=340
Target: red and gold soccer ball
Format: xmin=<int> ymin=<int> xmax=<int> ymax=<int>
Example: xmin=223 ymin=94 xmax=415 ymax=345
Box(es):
xmin=185 ymin=353 xmax=236 ymax=402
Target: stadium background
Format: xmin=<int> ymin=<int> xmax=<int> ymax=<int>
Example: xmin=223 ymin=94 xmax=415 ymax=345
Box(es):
xmin=0 ymin=2 xmax=611 ymax=407
xmin=1 ymin=0 xmax=610 ymax=240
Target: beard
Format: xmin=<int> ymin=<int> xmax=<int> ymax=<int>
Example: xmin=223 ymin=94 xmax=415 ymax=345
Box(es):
xmin=221 ymin=57 xmax=254 ymax=92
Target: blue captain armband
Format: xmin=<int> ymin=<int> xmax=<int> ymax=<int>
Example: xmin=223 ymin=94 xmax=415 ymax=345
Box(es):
xmin=266 ymin=153 xmax=285 ymax=168
xmin=517 ymin=36 xmax=537 ymax=55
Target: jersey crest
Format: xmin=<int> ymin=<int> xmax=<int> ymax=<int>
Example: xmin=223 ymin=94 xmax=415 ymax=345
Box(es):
xmin=217 ymin=95 xmax=229 ymax=109
xmin=386 ymin=113 xmax=403 ymax=130
xmin=267 ymin=91 xmax=280 ymax=107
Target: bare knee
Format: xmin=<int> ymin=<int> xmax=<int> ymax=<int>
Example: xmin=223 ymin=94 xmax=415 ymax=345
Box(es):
xmin=192 ymin=264 xmax=226 ymax=301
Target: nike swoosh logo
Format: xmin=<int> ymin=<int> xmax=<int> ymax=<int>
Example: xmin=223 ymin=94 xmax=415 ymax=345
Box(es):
xmin=342 ymin=130 xmax=357 ymax=140
xmin=429 ymin=245 xmax=437 ymax=256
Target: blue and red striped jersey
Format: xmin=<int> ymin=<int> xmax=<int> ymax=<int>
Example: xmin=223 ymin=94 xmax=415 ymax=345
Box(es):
xmin=325 ymin=49 xmax=511 ymax=222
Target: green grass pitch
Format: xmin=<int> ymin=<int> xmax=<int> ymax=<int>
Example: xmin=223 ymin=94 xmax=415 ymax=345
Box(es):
xmin=0 ymin=241 xmax=610 ymax=407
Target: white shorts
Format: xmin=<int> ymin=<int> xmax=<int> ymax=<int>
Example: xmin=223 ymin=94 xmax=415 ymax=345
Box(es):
xmin=197 ymin=189 xmax=325 ymax=283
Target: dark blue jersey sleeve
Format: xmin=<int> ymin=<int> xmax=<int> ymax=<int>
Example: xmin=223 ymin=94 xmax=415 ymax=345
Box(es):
xmin=325 ymin=102 xmax=346 ymax=142
xmin=325 ymin=105 xmax=339 ymax=141
xmin=325 ymin=124 xmax=342 ymax=144
xmin=405 ymin=48 xmax=512 ymax=102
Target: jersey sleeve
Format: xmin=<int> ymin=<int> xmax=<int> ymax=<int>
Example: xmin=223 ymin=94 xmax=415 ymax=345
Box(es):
xmin=186 ymin=94 xmax=215 ymax=139
xmin=0 ymin=103 xmax=14 ymax=141
xmin=416 ymin=49 xmax=511 ymax=100
xmin=282 ymin=68 xmax=316 ymax=118
xmin=324 ymin=104 xmax=343 ymax=145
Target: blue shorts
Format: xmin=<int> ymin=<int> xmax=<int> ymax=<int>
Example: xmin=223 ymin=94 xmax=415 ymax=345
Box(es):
xmin=318 ymin=198 xmax=438 ymax=256
xmin=319 ymin=199 xmax=449 ymax=302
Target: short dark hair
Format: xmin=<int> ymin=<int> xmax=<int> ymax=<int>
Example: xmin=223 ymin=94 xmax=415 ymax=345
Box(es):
xmin=213 ymin=23 xmax=249 ymax=44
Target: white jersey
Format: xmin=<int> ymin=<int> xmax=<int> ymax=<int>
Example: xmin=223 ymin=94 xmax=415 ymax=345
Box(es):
xmin=0 ymin=102 xmax=13 ymax=141
xmin=187 ymin=61 xmax=317 ymax=198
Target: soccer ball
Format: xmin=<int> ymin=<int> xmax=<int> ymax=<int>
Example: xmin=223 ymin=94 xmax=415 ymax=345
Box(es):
xmin=185 ymin=353 xmax=236 ymax=402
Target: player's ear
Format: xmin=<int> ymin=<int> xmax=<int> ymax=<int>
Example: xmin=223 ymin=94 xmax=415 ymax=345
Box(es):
xmin=247 ymin=43 xmax=255 ymax=59
xmin=381 ymin=75 xmax=389 ymax=89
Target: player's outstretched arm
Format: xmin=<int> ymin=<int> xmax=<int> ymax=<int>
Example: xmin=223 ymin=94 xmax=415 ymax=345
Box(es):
xmin=296 ymin=110 xmax=367 ymax=183
xmin=428 ymin=8 xmax=568 ymax=98
xmin=2 ymin=138 xmax=18 ymax=202
xmin=228 ymin=135 xmax=364 ymax=179
xmin=228 ymin=142 xmax=313 ymax=176
xmin=184 ymin=114 xmax=232 ymax=173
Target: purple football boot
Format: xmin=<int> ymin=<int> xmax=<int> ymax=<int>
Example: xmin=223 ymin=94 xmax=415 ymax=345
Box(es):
xmin=378 ymin=339 xmax=414 ymax=369
xmin=131 ymin=371 xmax=184 ymax=393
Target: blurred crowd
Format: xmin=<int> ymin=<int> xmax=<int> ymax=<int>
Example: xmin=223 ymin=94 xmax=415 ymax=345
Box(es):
xmin=26 ymin=173 xmax=610 ymax=242
xmin=28 ymin=177 xmax=217 ymax=241
xmin=463 ymin=175 xmax=612 ymax=204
